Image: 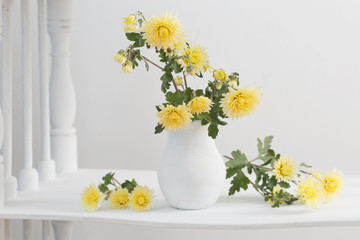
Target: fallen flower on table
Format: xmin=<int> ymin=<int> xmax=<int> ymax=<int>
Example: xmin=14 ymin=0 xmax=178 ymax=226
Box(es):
xmin=81 ymin=172 xmax=154 ymax=212
xmin=225 ymin=136 xmax=344 ymax=210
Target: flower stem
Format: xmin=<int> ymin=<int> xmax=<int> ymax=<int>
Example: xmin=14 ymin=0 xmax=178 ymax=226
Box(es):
xmin=183 ymin=71 xmax=188 ymax=88
xmin=250 ymin=180 xmax=264 ymax=197
xmin=142 ymin=56 xmax=164 ymax=71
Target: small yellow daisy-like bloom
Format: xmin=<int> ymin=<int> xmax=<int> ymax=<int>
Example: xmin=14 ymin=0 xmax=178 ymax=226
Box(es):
xmin=129 ymin=186 xmax=154 ymax=212
xmin=142 ymin=11 xmax=185 ymax=50
xmin=220 ymin=87 xmax=261 ymax=119
xmin=108 ymin=188 xmax=130 ymax=209
xmin=322 ymin=168 xmax=344 ymax=201
xmin=213 ymin=69 xmax=229 ymax=82
xmin=122 ymin=61 xmax=133 ymax=73
xmin=272 ymin=156 xmax=298 ymax=181
xmin=174 ymin=76 xmax=183 ymax=85
xmin=157 ymin=105 xmax=193 ymax=131
xmin=267 ymin=184 xmax=285 ymax=204
xmin=298 ymin=176 xmax=324 ymax=209
xmin=188 ymin=96 xmax=213 ymax=115
xmin=181 ymin=43 xmax=211 ymax=75
xmin=113 ymin=51 xmax=127 ymax=64
xmin=124 ymin=24 xmax=139 ymax=33
xmin=81 ymin=184 xmax=104 ymax=211
xmin=123 ymin=15 xmax=137 ymax=25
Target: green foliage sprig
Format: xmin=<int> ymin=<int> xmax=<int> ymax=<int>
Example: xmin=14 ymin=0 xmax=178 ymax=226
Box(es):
xmin=226 ymin=136 xmax=344 ymax=208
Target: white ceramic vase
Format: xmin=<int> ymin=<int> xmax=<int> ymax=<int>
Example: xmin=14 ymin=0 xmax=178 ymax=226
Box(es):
xmin=157 ymin=121 xmax=226 ymax=210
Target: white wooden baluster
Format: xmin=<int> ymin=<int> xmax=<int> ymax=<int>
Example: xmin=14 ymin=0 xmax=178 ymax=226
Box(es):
xmin=18 ymin=0 xmax=39 ymax=191
xmin=47 ymin=0 xmax=77 ymax=174
xmin=52 ymin=221 xmax=73 ymax=240
xmin=0 ymin=108 xmax=3 ymax=208
xmin=2 ymin=0 xmax=17 ymax=200
xmin=37 ymin=0 xmax=55 ymax=180
xmin=23 ymin=220 xmax=33 ymax=240
xmin=42 ymin=220 xmax=52 ymax=240
xmin=0 ymin=0 xmax=3 ymax=210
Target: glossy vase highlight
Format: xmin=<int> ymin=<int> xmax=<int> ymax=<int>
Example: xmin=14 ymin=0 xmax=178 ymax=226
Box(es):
xmin=157 ymin=121 xmax=226 ymax=210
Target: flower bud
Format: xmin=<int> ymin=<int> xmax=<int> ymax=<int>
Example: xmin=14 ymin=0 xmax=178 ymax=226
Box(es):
xmin=122 ymin=61 xmax=133 ymax=73
xmin=124 ymin=24 xmax=139 ymax=33
xmin=123 ymin=15 xmax=137 ymax=25
xmin=174 ymin=76 xmax=183 ymax=85
xmin=213 ymin=69 xmax=228 ymax=82
xmin=186 ymin=65 xmax=196 ymax=76
xmin=113 ymin=51 xmax=127 ymax=64
xmin=228 ymin=80 xmax=238 ymax=89
xmin=215 ymin=82 xmax=222 ymax=90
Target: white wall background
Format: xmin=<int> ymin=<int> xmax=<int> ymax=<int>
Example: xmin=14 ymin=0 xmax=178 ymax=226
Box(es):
xmin=3 ymin=0 xmax=360 ymax=239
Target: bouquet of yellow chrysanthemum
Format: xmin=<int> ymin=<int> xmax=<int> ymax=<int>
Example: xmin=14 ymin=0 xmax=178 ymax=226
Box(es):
xmin=114 ymin=11 xmax=261 ymax=138
xmin=226 ymin=136 xmax=344 ymax=209
xmin=81 ymin=173 xmax=154 ymax=212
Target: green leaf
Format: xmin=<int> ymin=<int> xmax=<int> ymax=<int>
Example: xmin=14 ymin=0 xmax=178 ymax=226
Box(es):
xmin=172 ymin=61 xmax=183 ymax=73
xmin=121 ymin=179 xmax=138 ymax=193
xmin=166 ymin=92 xmax=184 ymax=106
xmin=226 ymin=167 xmax=239 ymax=179
xmin=278 ymin=181 xmax=290 ymax=188
xmin=228 ymin=170 xmax=250 ymax=195
xmin=125 ymin=32 xmax=139 ymax=41
xmin=98 ymin=184 xmax=109 ymax=193
xmin=208 ymin=123 xmax=219 ymax=139
xmin=160 ymin=72 xmax=173 ymax=93
xmin=138 ymin=18 xmax=143 ymax=27
xmin=195 ymin=89 xmax=203 ymax=97
xmin=155 ymin=124 xmax=164 ymax=134
xmin=300 ymin=162 xmax=312 ymax=168
xmin=102 ymin=172 xmax=115 ymax=185
xmin=144 ymin=60 xmax=150 ymax=71
xmin=263 ymin=136 xmax=273 ymax=152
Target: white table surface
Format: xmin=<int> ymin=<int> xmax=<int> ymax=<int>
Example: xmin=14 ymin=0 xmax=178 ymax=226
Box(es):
xmin=0 ymin=169 xmax=359 ymax=229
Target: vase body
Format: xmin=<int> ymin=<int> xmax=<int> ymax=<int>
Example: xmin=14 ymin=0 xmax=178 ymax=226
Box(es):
xmin=157 ymin=121 xmax=226 ymax=210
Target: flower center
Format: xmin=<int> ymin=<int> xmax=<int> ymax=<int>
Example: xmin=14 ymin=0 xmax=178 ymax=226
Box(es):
xmin=189 ymin=52 xmax=200 ymax=64
xmin=137 ymin=196 xmax=146 ymax=205
xmin=158 ymin=26 xmax=170 ymax=39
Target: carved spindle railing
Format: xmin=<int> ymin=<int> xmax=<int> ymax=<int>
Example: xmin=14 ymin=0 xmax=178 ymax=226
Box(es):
xmin=37 ymin=0 xmax=56 ymax=181
xmin=48 ymin=0 xmax=78 ymax=174
xmin=0 ymin=110 xmax=4 ymax=209
xmin=0 ymin=0 xmax=4 ymax=209
xmin=18 ymin=0 xmax=39 ymax=191
xmin=1 ymin=0 xmax=17 ymax=200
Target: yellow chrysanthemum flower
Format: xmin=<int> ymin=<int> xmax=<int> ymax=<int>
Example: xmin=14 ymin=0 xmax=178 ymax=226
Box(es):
xmin=81 ymin=184 xmax=104 ymax=211
xmin=122 ymin=61 xmax=133 ymax=73
xmin=298 ymin=176 xmax=324 ymax=209
xmin=113 ymin=51 xmax=127 ymax=64
xmin=181 ymin=43 xmax=211 ymax=75
xmin=213 ymin=69 xmax=229 ymax=82
xmin=272 ymin=156 xmax=298 ymax=181
xmin=123 ymin=15 xmax=137 ymax=25
xmin=220 ymin=87 xmax=261 ymax=119
xmin=129 ymin=186 xmax=154 ymax=212
xmin=142 ymin=12 xmax=185 ymax=50
xmin=157 ymin=105 xmax=193 ymax=131
xmin=322 ymin=168 xmax=344 ymax=201
xmin=108 ymin=188 xmax=130 ymax=209
xmin=187 ymin=96 xmax=213 ymax=115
